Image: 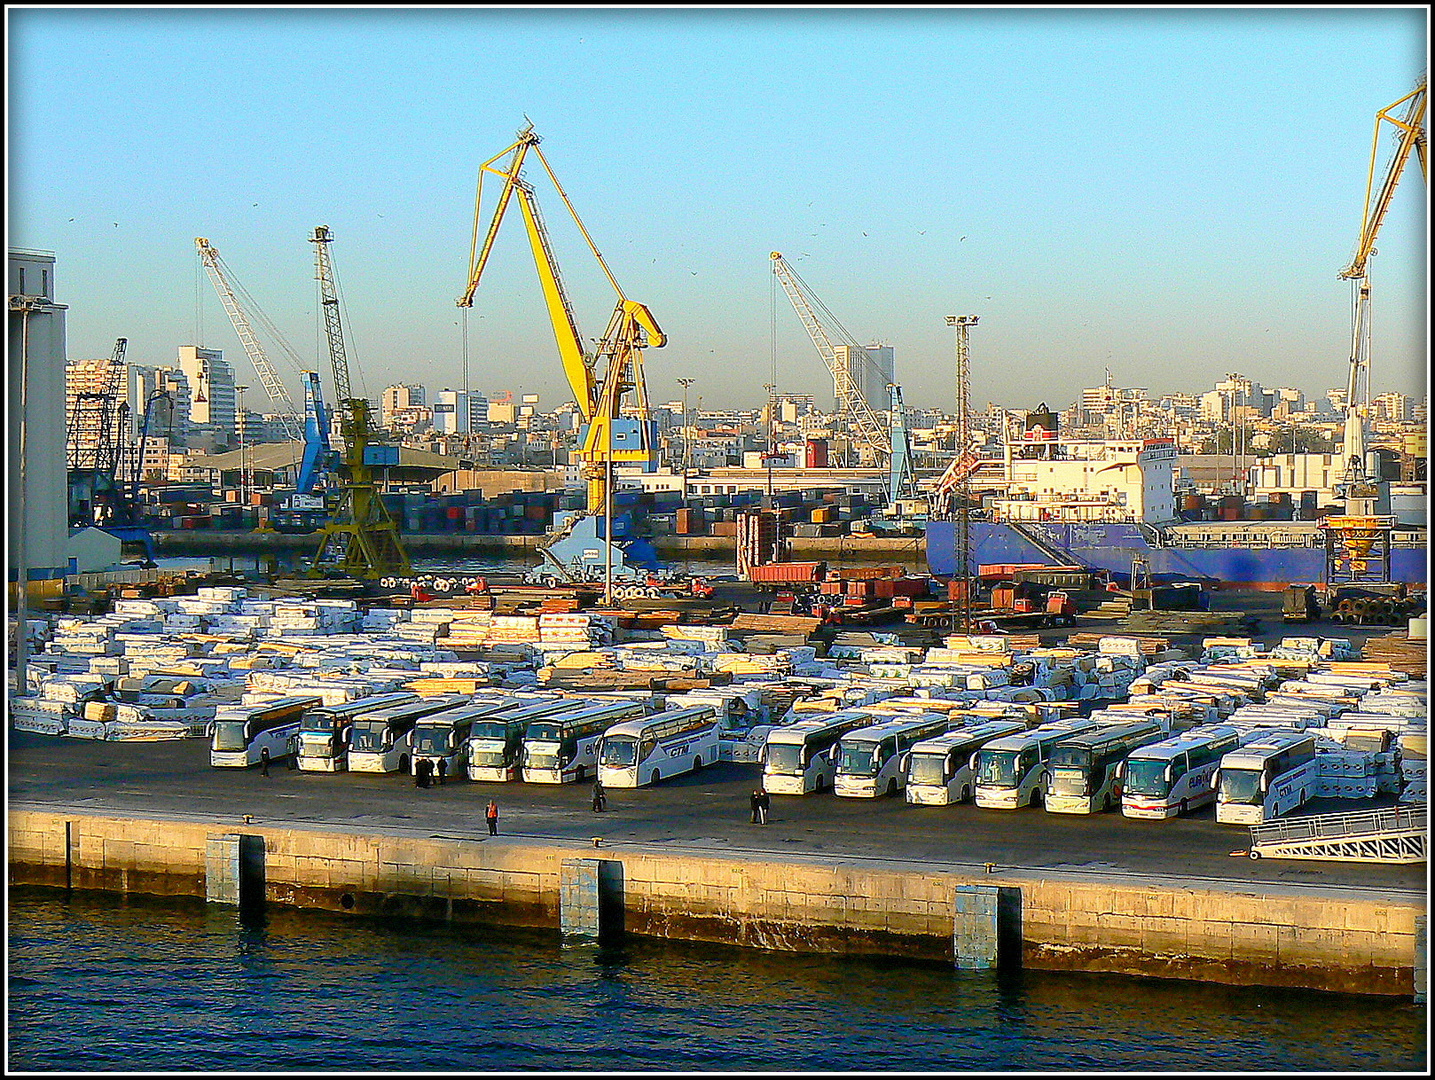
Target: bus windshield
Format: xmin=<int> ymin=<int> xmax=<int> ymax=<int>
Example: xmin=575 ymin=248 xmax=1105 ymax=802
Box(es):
xmin=302 ymin=716 xmax=337 ymax=733
xmin=526 ymin=722 xmax=563 ymax=742
xmin=1219 ymin=768 xmax=1263 ymax=805
xmin=976 ymin=749 xmax=1022 ymax=787
xmin=765 ymin=743 xmax=805 ymax=776
xmin=838 ymin=740 xmax=881 ymax=777
xmin=1123 ymin=758 xmax=1172 ymax=797
xmin=1048 ymin=765 xmax=1089 ymax=797
xmin=413 ymin=729 xmax=453 ymax=756
xmin=525 ymin=743 xmax=562 ymax=769
xmin=350 ymin=722 xmax=388 ymax=753
xmin=600 ymin=735 xmax=639 ymax=767
xmin=907 ymin=753 xmax=948 ymax=787
xmin=212 ymin=721 xmax=249 ymax=752
xmin=470 ymin=746 xmax=510 ymax=767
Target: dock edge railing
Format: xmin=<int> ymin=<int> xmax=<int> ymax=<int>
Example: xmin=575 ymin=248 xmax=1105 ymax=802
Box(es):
xmin=1249 ymin=804 xmax=1427 ymax=861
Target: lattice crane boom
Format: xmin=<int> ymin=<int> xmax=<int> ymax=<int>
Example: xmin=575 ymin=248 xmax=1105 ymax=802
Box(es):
xmin=308 ymin=224 xmax=410 ymax=580
xmin=194 ymin=237 xmax=302 ymax=441
xmin=769 ymin=253 xmax=890 ymax=457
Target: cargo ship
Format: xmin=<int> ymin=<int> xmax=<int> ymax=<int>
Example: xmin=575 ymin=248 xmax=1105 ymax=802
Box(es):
xmin=925 ymin=519 xmax=1426 ymax=589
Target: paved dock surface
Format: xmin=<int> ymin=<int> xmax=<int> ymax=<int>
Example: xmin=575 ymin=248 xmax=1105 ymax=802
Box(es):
xmin=8 ymin=729 xmax=1423 ymax=899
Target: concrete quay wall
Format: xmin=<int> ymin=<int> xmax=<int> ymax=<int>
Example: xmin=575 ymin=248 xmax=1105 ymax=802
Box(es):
xmin=8 ymin=809 xmax=1419 ymax=997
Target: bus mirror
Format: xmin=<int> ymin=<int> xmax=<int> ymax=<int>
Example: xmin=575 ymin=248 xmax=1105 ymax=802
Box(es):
xmin=1208 ymin=769 xmax=1219 ymax=790
xmin=1259 ymin=773 xmax=1269 ymax=793
xmin=1114 ymin=761 xmax=1125 ymax=779
xmin=969 ymin=753 xmax=979 ymax=772
xmin=758 ymin=746 xmax=767 ymax=766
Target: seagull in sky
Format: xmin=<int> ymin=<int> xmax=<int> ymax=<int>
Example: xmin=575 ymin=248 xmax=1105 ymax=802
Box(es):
xmin=960 ymin=235 xmax=967 ymax=241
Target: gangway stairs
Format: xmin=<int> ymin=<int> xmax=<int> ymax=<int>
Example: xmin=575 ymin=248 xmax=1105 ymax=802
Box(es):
xmin=1247 ymin=804 xmax=1426 ymax=863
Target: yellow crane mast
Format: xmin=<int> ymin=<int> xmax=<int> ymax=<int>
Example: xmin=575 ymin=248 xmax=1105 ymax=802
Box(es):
xmin=457 ymin=123 xmax=664 ymax=513
xmin=1335 ymin=76 xmax=1426 ymax=514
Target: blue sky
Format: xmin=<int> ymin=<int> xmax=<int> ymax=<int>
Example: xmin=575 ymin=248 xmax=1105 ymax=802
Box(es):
xmin=8 ymin=6 xmax=1428 ymax=414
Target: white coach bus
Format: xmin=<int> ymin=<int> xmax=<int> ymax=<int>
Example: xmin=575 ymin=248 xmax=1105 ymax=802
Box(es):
xmin=347 ymin=695 xmax=469 ymax=775
xmin=297 ymin=692 xmax=419 ymax=772
xmin=1120 ymin=724 xmax=1248 ymax=819
xmin=1213 ymin=730 xmax=1318 ymax=826
xmin=972 ymin=717 xmax=1104 ymax=810
xmin=760 ymin=710 xmax=875 ymax=795
xmin=833 ymin=713 xmax=951 ymax=799
xmin=597 ymin=706 xmax=718 ymax=789
xmin=904 ymin=719 xmax=1027 ymax=806
xmin=1042 ymin=719 xmax=1166 ymax=814
xmin=211 ymin=695 xmax=321 ymax=768
xmin=520 ymin=700 xmax=648 ymax=784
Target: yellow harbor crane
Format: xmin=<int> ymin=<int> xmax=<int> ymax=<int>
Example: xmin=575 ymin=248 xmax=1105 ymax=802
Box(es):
xmin=1335 ymin=75 xmax=1425 ymax=515
xmin=457 ymin=123 xmax=666 ymax=588
xmin=308 ymin=225 xmax=411 ymax=581
xmin=457 ymin=123 xmax=664 ymax=514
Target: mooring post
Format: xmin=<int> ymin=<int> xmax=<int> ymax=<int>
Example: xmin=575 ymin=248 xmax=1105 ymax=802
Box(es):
xmin=561 ymin=858 xmax=624 ymax=942
xmin=205 ymin=834 xmax=265 ymax=910
xmin=954 ymin=883 xmax=1022 ymax=970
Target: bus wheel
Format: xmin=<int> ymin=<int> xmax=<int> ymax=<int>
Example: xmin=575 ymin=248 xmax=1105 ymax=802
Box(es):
xmin=1248 ymin=849 xmax=1261 ymax=860
xmin=1179 ymin=799 xmax=1188 ymax=816
xmin=399 ymin=755 xmax=409 ymax=775
xmin=815 ymin=776 xmax=826 ymax=793
xmin=961 ymin=785 xmax=971 ymax=803
xmin=651 ymin=770 xmax=661 ymax=786
xmin=693 ymin=756 xmax=702 ymax=771
xmin=575 ymin=765 xmax=585 ymax=783
xmin=886 ymin=779 xmax=898 ymax=797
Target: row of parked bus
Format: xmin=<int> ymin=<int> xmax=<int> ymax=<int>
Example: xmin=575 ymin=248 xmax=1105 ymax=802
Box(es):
xmin=209 ymin=692 xmax=720 ymax=790
xmin=758 ymin=708 xmax=1322 ymax=824
xmin=211 ymin=692 xmax=1322 ymax=823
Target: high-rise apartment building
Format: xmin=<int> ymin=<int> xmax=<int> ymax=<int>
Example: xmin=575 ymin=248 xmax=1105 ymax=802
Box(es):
xmin=832 ymin=343 xmax=895 ymax=415
xmin=177 ymin=345 xmax=237 ymax=448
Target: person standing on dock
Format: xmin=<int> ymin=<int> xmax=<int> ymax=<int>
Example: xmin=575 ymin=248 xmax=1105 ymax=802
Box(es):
xmin=486 ymin=798 xmax=500 ymax=836
xmin=592 ymin=779 xmax=606 ymax=812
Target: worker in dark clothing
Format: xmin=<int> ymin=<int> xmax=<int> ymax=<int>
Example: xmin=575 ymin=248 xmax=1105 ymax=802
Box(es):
xmin=415 ymin=758 xmax=432 ymax=789
xmin=592 ymin=779 xmax=607 ymax=812
xmin=486 ymin=799 xmax=500 ymax=836
xmin=750 ymin=789 xmax=762 ymax=823
xmin=757 ymin=787 xmax=770 ymax=825
xmin=436 ymin=758 xmax=447 ymax=786
xmin=260 ymin=748 xmax=270 ymax=777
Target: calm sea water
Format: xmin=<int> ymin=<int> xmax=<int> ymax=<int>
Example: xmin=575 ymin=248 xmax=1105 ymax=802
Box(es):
xmin=8 ymin=887 xmax=1425 ymax=1072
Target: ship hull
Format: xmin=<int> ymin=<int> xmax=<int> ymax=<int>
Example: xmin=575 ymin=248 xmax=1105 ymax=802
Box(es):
xmin=925 ymin=520 xmax=1426 ymax=588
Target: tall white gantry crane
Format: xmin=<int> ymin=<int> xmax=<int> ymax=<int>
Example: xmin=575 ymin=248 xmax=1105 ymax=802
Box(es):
xmin=1335 ymin=75 xmax=1425 ymax=515
xmin=195 ymin=237 xmax=304 ymax=442
xmin=770 ymin=252 xmax=891 ymax=463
